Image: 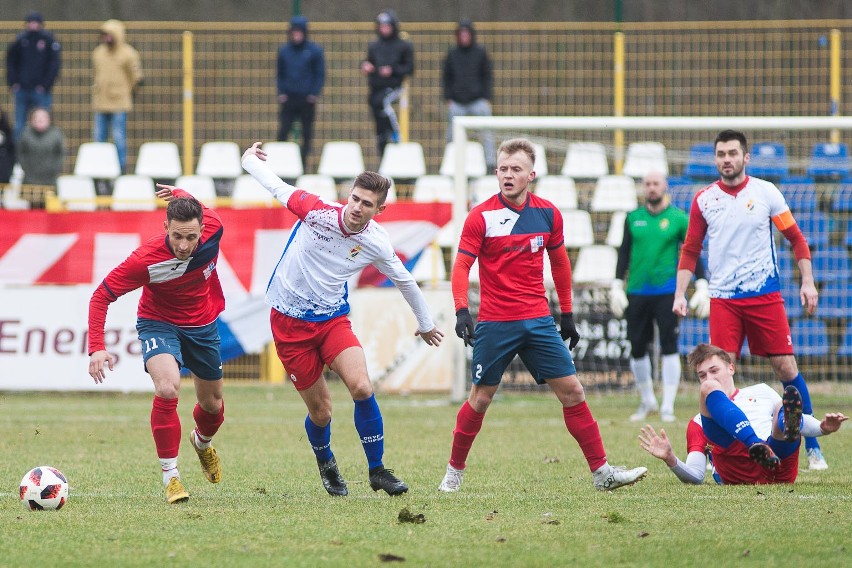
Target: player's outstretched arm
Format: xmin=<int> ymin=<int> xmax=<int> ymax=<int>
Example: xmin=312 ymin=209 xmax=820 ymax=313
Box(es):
xmin=155 ymin=183 xmax=176 ymax=202
xmin=820 ymin=413 xmax=848 ymax=434
xmin=415 ymin=327 xmax=444 ymax=346
xmin=242 ymin=141 xmax=267 ymax=162
xmin=88 ymin=350 xmax=116 ymax=384
xmin=638 ymin=425 xmax=678 ymax=467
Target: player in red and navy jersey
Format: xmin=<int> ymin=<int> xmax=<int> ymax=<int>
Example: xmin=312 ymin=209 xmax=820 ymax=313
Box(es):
xmin=438 ymin=137 xmax=647 ymax=493
xmin=242 ymin=142 xmax=443 ymax=497
xmin=638 ymin=344 xmax=846 ymax=484
xmin=673 ymin=129 xmax=827 ymax=470
xmin=87 ymin=185 xmax=225 ymax=504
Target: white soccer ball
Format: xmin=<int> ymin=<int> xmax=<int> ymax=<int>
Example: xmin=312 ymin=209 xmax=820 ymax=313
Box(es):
xmin=19 ymin=466 xmax=69 ymax=510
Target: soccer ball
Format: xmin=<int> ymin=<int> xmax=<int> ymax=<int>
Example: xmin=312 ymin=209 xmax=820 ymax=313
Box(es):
xmin=19 ymin=466 xmax=68 ymax=510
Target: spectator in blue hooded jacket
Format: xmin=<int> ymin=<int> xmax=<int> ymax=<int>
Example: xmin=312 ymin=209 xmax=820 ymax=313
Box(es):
xmin=277 ymin=16 xmax=325 ymax=170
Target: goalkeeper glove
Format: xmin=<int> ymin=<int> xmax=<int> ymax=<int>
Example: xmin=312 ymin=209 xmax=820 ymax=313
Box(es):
xmin=609 ymin=279 xmax=629 ymax=318
xmin=688 ymin=279 xmax=710 ymax=319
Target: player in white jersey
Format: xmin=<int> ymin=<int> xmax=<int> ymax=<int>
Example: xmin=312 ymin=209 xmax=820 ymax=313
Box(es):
xmin=673 ymin=129 xmax=827 ymax=470
xmin=638 ymin=344 xmax=846 ymax=485
xmin=242 ymin=142 xmax=444 ymax=496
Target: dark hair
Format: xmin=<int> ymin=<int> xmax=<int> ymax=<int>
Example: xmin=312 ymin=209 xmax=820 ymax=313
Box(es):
xmin=166 ymin=196 xmax=203 ymax=224
xmin=687 ymin=343 xmax=732 ymax=370
xmin=497 ymin=138 xmax=536 ymax=166
xmin=352 ymin=171 xmax=391 ymax=205
xmin=714 ymin=129 xmax=749 ymax=154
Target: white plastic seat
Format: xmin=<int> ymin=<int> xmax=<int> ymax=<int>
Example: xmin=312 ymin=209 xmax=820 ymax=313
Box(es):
xmin=622 ymin=141 xmax=669 ymax=178
xmin=532 ymin=143 xmax=549 ymax=177
xmin=561 ymin=142 xmax=609 ymax=179
xmin=231 ymin=174 xmax=275 ymax=208
xmin=590 ymin=175 xmax=639 ymax=212
xmin=111 ymin=175 xmax=156 ymax=211
xmin=318 ymin=141 xmax=365 ymax=180
xmin=573 ymin=244 xmax=618 ymax=284
xmin=436 ymin=219 xmax=458 ymax=248
xmin=606 ymin=211 xmax=627 ymax=247
xmin=74 ymin=142 xmax=121 ymax=179
xmin=262 ymin=141 xmax=304 ymax=179
xmin=196 ymin=141 xmax=242 ymax=179
xmin=468 ymin=175 xmax=499 ymax=207
xmin=412 ymin=175 xmax=454 ymax=203
xmin=175 ymin=174 xmax=217 ymax=207
xmin=541 ymin=248 xmax=555 ymax=289
xmin=135 ymin=141 xmax=182 ymax=179
xmin=56 ymin=175 xmax=98 ymax=211
xmin=379 ymin=142 xmax=426 ymax=179
xmin=533 ymin=176 xmax=578 ymax=210
xmin=410 ymin=244 xmax=447 ymax=283
xmin=295 ymin=174 xmax=338 ymax=202
xmin=561 ymin=209 xmax=595 ymax=248
xmin=439 ymin=141 xmax=487 ymax=178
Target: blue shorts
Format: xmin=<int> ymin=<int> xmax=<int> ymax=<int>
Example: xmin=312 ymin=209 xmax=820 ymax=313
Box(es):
xmin=137 ymin=318 xmax=223 ymax=380
xmin=471 ymin=316 xmax=577 ymax=386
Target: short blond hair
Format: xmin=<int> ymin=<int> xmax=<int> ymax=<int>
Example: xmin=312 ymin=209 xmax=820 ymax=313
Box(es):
xmin=497 ymin=138 xmax=536 ymax=165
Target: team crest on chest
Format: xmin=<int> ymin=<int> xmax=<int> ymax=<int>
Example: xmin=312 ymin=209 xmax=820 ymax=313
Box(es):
xmin=349 ymin=245 xmax=362 ymax=259
xmin=659 ymin=218 xmax=670 ymax=230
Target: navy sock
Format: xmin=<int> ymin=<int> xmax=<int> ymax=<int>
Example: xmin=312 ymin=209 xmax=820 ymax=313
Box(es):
xmin=354 ymin=394 xmax=384 ymax=470
xmin=705 ymin=390 xmax=761 ymax=447
xmin=782 ymin=374 xmax=820 ymax=451
xmin=304 ymin=415 xmax=333 ymax=463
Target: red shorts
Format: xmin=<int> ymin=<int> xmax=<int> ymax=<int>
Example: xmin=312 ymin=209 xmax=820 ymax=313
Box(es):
xmin=709 ymin=292 xmax=793 ymax=357
xmin=715 ymin=451 xmax=799 ymax=485
xmin=270 ymin=309 xmax=361 ymax=391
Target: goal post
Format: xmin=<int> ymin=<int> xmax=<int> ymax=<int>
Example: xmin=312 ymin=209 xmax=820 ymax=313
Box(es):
xmin=449 ymin=115 xmax=852 ymax=401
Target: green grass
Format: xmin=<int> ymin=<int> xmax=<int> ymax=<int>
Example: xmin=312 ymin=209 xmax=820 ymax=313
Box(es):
xmin=1 ymin=383 xmax=851 ymax=567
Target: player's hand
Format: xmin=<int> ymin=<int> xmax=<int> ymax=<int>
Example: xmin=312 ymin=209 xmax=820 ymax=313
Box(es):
xmin=455 ymin=308 xmax=475 ymax=346
xmin=689 ymin=278 xmax=711 ymax=319
xmin=638 ymin=425 xmax=676 ymax=465
xmin=820 ymin=412 xmax=848 ymax=434
xmin=155 ymin=183 xmax=176 ymax=201
xmin=609 ymin=279 xmax=629 ymax=318
xmin=416 ymin=327 xmax=444 ymax=347
xmin=801 ymin=280 xmax=819 ymax=316
xmin=242 ymin=141 xmax=267 ymax=162
xmin=672 ymin=294 xmax=688 ymax=317
xmin=88 ymin=350 xmax=115 ymax=384
xmin=559 ymin=312 xmax=580 ymax=350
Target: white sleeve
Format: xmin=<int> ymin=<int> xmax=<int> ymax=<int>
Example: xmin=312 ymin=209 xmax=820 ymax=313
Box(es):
xmin=241 ymin=153 xmax=297 ymax=206
xmin=669 ymin=451 xmax=707 ymax=484
xmin=801 ymin=414 xmax=826 ymax=437
xmin=375 ymin=251 xmax=435 ymax=333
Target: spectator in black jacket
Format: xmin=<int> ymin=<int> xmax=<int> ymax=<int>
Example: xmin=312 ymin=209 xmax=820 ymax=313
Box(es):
xmin=5 ymin=11 xmax=61 ymax=141
xmin=0 ymin=106 xmax=14 ymax=184
xmin=442 ymin=19 xmax=495 ymax=170
xmin=360 ymin=10 xmax=414 ymax=159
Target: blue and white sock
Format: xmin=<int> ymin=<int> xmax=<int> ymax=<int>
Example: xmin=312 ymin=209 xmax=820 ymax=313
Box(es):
xmin=782 ymin=373 xmax=820 ymax=451
xmin=705 ymin=390 xmax=761 ymax=447
xmin=354 ymin=394 xmax=384 ymax=470
xmin=304 ymin=415 xmax=333 ymax=463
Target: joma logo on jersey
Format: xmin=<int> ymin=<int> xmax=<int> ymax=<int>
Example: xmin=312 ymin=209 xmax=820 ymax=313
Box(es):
xmin=203 ymin=262 xmax=215 ymax=279
xmin=349 ymin=245 xmax=362 ymax=258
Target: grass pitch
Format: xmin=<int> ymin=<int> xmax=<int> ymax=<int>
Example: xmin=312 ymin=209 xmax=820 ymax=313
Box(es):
xmin=1 ymin=382 xmax=850 ymax=567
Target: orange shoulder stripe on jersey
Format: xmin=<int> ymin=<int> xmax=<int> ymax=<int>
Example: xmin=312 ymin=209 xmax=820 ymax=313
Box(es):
xmin=772 ymin=209 xmax=796 ymax=231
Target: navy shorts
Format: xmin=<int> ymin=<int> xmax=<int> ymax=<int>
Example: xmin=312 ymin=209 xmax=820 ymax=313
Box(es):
xmin=137 ymin=318 xmax=223 ymax=380
xmin=471 ymin=316 xmax=577 ymax=386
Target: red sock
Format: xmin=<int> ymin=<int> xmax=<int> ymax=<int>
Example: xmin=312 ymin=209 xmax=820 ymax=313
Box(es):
xmin=449 ymin=401 xmax=485 ymax=470
xmin=193 ymin=400 xmax=225 ymax=439
xmin=562 ymin=401 xmax=607 ymax=472
xmin=151 ymin=396 xmax=181 ymax=459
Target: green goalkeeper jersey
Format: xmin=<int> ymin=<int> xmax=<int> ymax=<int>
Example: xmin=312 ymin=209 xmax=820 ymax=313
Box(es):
xmin=617 ymin=205 xmax=690 ymax=295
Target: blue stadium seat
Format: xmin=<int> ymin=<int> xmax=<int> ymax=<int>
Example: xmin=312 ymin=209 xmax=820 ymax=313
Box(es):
xmin=775 ymin=248 xmax=795 ymax=280
xmin=678 ymin=317 xmax=709 ymax=356
xmin=667 ymin=178 xmax=699 ymax=212
xmin=830 ymin=183 xmax=852 ymax=212
xmin=818 ymin=281 xmax=852 ymax=319
xmin=794 ymin=211 xmax=830 ymax=249
xmin=683 ymin=143 xmax=717 ymax=181
xmin=844 ymin=219 xmax=852 ymax=247
xmin=811 ymin=246 xmax=852 ymax=284
xmin=789 ymin=318 xmax=829 ymax=357
xmin=806 ymin=142 xmax=851 ymax=180
xmin=780 ymin=182 xmax=818 ymax=212
xmin=837 ymin=323 xmax=852 ymax=357
xmin=749 ymin=142 xmax=789 ymax=181
xmin=780 ymin=280 xmax=803 ymax=318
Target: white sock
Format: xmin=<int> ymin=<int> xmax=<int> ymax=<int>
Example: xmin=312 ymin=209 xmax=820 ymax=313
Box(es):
xmin=593 ymin=462 xmax=611 ymax=476
xmin=630 ymin=355 xmax=657 ymax=408
xmin=160 ymin=458 xmax=179 ymax=484
xmin=193 ymin=429 xmax=212 ymax=449
xmin=660 ymin=354 xmax=681 ymax=414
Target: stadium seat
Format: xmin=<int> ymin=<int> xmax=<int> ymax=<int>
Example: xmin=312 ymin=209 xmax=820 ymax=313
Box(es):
xmin=74 ymin=142 xmax=121 ymax=179
xmin=383 ymin=179 xmax=398 ymax=204
xmin=318 ymin=141 xmax=366 ymax=180
xmin=572 ymin=244 xmax=617 ymax=284
xmin=379 ymin=142 xmax=426 ymax=180
xmin=775 ymin=248 xmax=795 ymax=280
xmin=590 ymin=175 xmax=638 ymax=212
xmin=196 ymin=141 xmax=242 ymax=179
xmin=231 ymin=174 xmax=275 ymax=208
xmin=110 ymin=175 xmax=156 ymax=211
xmin=435 ymin=219 xmax=457 ymax=248
xmin=469 ymin=175 xmax=498 ymax=206
xmin=439 ymin=141 xmax=488 ymax=178
xmin=806 ymin=142 xmax=851 ymax=180
xmin=410 ymin=244 xmax=447 ymax=284
xmin=261 ymin=141 xmax=304 ymax=180
xmin=412 ymin=175 xmax=454 ymax=203
xmin=811 ymin=246 xmax=851 ymax=284
xmin=541 ymin=248 xmax=555 ymax=289
xmin=667 ymin=178 xmax=698 ymax=212
xmin=817 ymin=281 xmax=852 ymax=319
xmin=683 ymin=142 xmax=716 ymax=181
xmin=678 ymin=317 xmax=709 ymax=356
xmin=780 ymin=181 xmax=818 ymax=212
xmin=56 ymin=175 xmax=98 ymax=211
xmin=533 ymin=176 xmax=578 ymax=210
xmin=561 ymin=142 xmax=608 ymax=179
xmin=605 ymin=211 xmax=626 ymax=247
xmin=844 ymin=219 xmax=852 ymax=247
xmin=780 ymin=280 xmax=803 ymax=318
xmin=830 ymin=182 xmax=852 ymax=212
xmin=561 ymin=209 xmax=595 ymax=247
xmin=175 ymin=174 xmax=217 ymax=207
xmin=789 ymin=318 xmax=829 ymax=357
xmin=622 ymin=141 xmax=669 ymax=178
xmin=837 ymin=323 xmax=852 ymax=357
xmin=295 ymin=174 xmax=338 ymax=202
xmin=532 ymin=143 xmax=548 ymax=177
xmin=135 ymin=141 xmax=182 ymax=180
xmin=792 ymin=211 xmax=829 ymax=249
xmin=748 ymin=142 xmax=789 ymax=181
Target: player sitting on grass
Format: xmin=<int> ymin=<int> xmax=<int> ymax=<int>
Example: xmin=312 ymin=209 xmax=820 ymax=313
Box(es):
xmin=638 ymin=343 xmax=847 ymax=484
